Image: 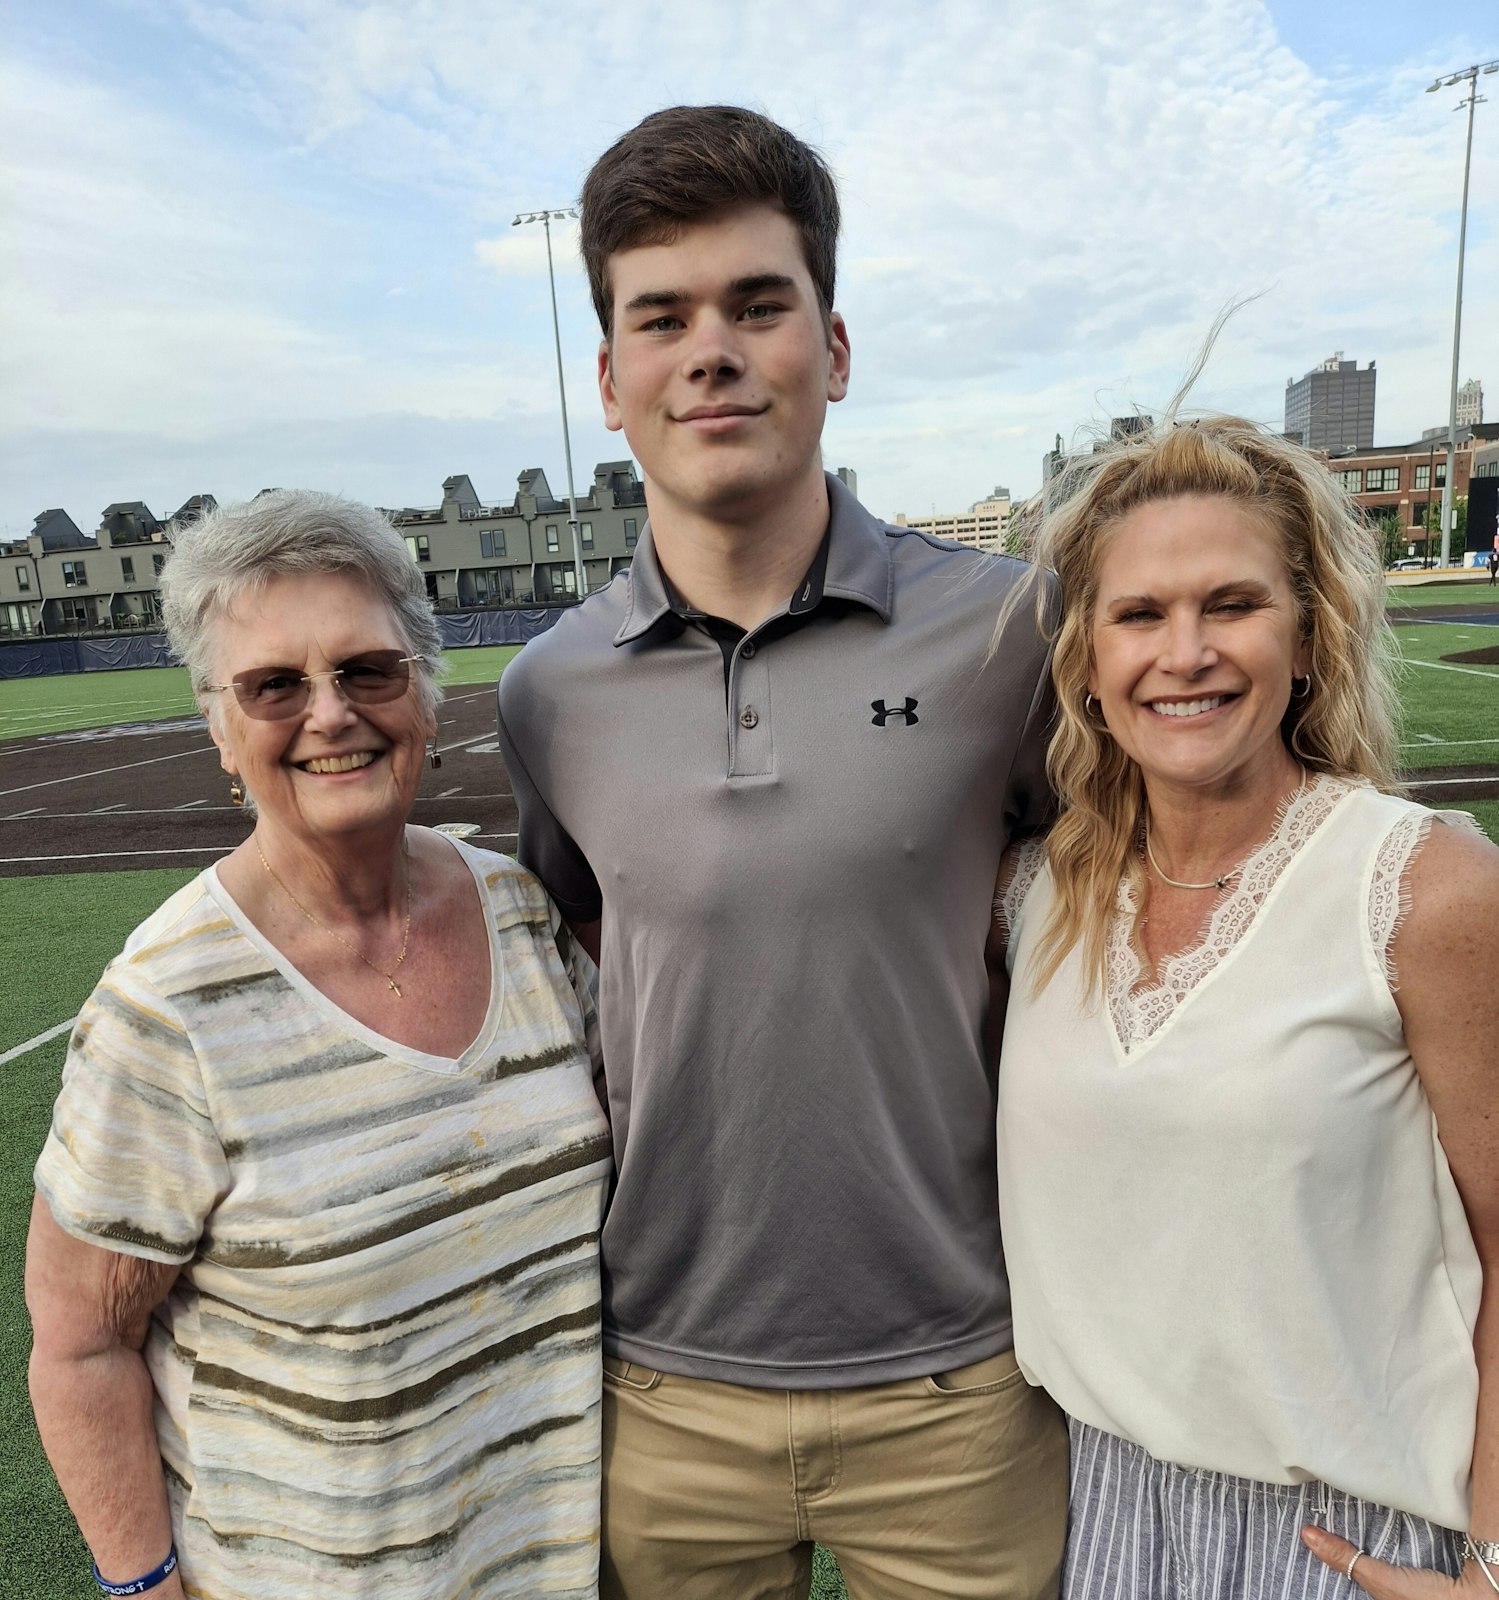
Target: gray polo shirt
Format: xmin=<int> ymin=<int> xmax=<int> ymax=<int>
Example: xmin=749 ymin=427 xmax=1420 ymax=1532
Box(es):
xmin=496 ymin=473 xmax=1054 ymax=1388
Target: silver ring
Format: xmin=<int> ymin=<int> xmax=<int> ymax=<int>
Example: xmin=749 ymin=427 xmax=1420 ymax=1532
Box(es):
xmin=1345 ymin=1548 xmax=1363 ymax=1580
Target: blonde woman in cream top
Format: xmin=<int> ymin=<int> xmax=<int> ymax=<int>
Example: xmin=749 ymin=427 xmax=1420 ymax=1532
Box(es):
xmin=990 ymin=416 xmax=1499 ymax=1600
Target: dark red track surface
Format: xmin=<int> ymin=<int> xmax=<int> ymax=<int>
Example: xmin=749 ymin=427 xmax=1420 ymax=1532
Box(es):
xmin=0 ymin=684 xmax=518 ymax=879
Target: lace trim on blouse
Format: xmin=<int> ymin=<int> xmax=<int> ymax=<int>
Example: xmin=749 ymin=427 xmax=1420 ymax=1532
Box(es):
xmin=994 ymin=836 xmax=1048 ymax=945
xmin=1108 ymin=774 xmax=1344 ymax=1051
xmin=1369 ymin=805 xmax=1486 ymax=990
xmin=996 ymin=782 xmax=1484 ymax=1043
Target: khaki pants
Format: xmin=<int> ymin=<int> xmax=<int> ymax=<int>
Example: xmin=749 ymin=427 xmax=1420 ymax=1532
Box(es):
xmin=601 ymin=1349 xmax=1068 ymax=1600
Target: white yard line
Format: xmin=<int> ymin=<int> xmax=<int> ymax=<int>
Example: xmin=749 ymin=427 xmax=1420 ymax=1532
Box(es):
xmin=1400 ymin=736 xmax=1499 ymax=749
xmin=0 ymin=742 xmax=218 ymax=798
xmin=0 ymin=1017 xmax=78 ymax=1067
xmin=1404 ymin=659 xmax=1499 ymax=681
xmin=1408 ymin=775 xmax=1499 ymax=788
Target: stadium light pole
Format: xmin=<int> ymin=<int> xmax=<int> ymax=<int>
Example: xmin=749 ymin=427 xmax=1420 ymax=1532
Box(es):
xmin=513 ymin=207 xmax=587 ymax=600
xmin=1426 ymin=60 xmax=1497 ymax=568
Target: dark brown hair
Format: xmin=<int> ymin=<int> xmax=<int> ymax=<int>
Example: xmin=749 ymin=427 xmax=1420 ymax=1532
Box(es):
xmin=580 ymin=105 xmax=840 ymax=337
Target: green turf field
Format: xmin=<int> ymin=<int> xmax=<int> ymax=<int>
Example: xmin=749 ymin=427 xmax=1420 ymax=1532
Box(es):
xmin=1389 ymin=621 xmax=1499 ymax=770
xmin=1386 ymin=577 xmax=1495 ymax=608
xmin=1 ymin=637 xmax=1494 ymax=1600
xmin=0 ymin=647 xmax=524 ymax=740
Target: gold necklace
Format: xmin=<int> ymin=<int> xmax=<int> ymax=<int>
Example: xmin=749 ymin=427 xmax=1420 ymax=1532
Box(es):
xmin=1143 ymin=767 xmax=1308 ymax=892
xmin=255 ymin=837 xmax=413 ymax=997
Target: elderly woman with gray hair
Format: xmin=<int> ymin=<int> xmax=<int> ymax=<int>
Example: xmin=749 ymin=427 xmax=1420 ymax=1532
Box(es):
xmin=25 ymin=492 xmax=611 ymax=1599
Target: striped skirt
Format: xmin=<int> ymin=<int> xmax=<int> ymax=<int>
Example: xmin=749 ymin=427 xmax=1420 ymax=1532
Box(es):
xmin=1064 ymin=1420 xmax=1464 ymax=1599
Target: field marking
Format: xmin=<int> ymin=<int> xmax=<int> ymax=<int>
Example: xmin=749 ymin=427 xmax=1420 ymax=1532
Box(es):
xmin=90 ymin=802 xmax=127 ymax=813
xmin=3 ymin=806 xmax=47 ymax=819
xmin=1 ymin=846 xmax=236 ymax=864
xmin=1404 ymin=660 xmax=1499 ymax=681
xmin=0 ymin=1017 xmax=78 ymax=1066
xmin=435 ymin=731 xmax=502 ymax=756
xmin=0 ymin=741 xmax=217 ymax=798
xmin=1400 ymin=736 xmax=1499 ymax=749
xmin=435 ymin=786 xmax=463 ymax=798
xmin=1408 ymin=775 xmax=1499 ymax=788
xmin=176 ymin=798 xmax=209 ymax=809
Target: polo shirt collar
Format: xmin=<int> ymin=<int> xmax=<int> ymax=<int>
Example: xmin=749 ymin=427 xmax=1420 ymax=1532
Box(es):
xmin=613 ymin=472 xmax=893 ymax=646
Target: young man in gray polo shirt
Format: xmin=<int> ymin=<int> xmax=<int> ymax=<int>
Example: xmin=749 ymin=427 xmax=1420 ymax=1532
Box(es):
xmin=497 ymin=105 xmax=1066 ymax=1600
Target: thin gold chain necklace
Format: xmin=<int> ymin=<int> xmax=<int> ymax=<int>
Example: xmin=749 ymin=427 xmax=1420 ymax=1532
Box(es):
xmin=255 ymin=837 xmax=413 ymax=997
xmin=1143 ymin=767 xmax=1308 ymax=892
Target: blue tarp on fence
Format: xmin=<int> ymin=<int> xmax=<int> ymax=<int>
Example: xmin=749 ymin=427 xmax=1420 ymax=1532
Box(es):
xmin=0 ymin=634 xmax=178 ymax=679
xmin=0 ymin=607 xmax=566 ymax=680
xmin=436 ymin=609 xmax=564 ymax=647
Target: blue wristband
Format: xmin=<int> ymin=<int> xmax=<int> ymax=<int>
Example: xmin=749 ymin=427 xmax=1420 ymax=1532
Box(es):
xmin=93 ymin=1545 xmax=178 ymax=1596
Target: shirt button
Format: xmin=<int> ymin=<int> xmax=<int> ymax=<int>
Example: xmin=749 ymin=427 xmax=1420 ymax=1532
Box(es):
xmin=740 ymin=641 xmax=757 ymax=659
xmin=739 ymin=707 xmax=759 ymax=729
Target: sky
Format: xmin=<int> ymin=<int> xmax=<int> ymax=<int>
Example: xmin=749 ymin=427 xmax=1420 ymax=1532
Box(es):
xmin=2 ymin=0 xmax=1496 ymax=538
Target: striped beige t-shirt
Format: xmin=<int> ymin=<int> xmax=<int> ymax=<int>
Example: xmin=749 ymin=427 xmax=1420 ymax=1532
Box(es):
xmin=36 ymin=836 xmax=612 ymax=1599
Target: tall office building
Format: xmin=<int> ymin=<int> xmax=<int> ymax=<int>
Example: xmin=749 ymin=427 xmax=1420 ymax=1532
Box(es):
xmin=1457 ymin=379 xmax=1484 ymax=429
xmin=1284 ymin=354 xmax=1376 ymax=452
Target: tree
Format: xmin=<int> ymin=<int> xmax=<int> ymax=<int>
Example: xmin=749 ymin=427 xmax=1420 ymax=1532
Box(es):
xmin=1424 ymin=496 xmax=1468 ymax=563
xmin=1378 ymin=509 xmax=1405 ymax=570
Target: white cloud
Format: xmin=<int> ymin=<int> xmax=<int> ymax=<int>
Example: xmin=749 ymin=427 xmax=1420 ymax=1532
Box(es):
xmin=3 ymin=0 xmax=1495 ymax=530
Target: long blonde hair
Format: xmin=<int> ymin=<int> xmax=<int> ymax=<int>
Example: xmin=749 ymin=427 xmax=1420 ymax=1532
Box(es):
xmin=1019 ymin=414 xmax=1401 ymax=996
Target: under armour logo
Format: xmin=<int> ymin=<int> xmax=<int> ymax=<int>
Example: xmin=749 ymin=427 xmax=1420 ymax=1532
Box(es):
xmin=871 ymin=697 xmax=919 ymax=727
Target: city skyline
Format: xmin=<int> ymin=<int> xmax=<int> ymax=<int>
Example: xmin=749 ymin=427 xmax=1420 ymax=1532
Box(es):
xmin=4 ymin=0 xmax=1496 ymax=535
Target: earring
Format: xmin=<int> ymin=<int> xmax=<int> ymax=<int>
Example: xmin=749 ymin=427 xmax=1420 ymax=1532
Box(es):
xmin=1084 ymin=693 xmax=1100 ymax=718
xmin=229 ymin=777 xmax=245 ymax=807
xmin=1291 ymin=674 xmax=1313 ymax=699
xmin=428 ymin=742 xmax=442 ymax=770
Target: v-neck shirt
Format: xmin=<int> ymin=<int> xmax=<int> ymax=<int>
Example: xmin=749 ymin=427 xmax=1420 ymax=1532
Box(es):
xmin=996 ymin=782 xmax=1480 ymax=1528
xmin=35 ymin=837 xmax=613 ymax=1596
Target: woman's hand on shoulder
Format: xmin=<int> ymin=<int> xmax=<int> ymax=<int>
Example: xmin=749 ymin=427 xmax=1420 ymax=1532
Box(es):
xmin=1390 ymin=819 xmax=1499 ymax=1240
xmin=1303 ymin=1525 xmax=1493 ymax=1597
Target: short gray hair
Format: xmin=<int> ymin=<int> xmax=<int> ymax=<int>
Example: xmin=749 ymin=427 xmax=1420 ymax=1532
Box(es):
xmin=161 ymin=490 xmax=445 ymax=718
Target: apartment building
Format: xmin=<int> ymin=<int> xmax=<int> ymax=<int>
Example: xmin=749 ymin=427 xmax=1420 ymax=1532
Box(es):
xmin=1 ymin=461 xmax=862 ymax=637
xmin=895 ymin=487 xmax=1011 ymax=552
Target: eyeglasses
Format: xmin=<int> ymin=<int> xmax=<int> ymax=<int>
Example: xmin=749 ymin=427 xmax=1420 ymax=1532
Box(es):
xmin=206 ymin=651 xmax=425 ymax=721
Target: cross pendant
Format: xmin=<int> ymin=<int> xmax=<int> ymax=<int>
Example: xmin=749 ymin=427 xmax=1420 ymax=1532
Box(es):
xmin=388 ymin=980 xmax=402 ymax=997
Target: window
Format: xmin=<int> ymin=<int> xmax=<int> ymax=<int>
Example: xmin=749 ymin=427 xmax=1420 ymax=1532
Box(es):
xmin=2 ymin=603 xmax=29 ymax=635
xmin=1414 ymin=465 xmax=1431 ymax=490
xmin=59 ymin=598 xmax=89 ymax=625
xmin=546 ymin=524 xmax=559 ymax=553
xmin=476 ymin=567 xmax=514 ymax=605
xmin=1435 ymin=462 xmax=1447 ymax=487
xmin=405 ymin=534 xmax=430 ymax=563
xmin=120 ymin=556 xmax=135 ymax=583
xmin=16 ymin=566 xmax=30 ymax=591
xmin=62 ymin=560 xmax=88 ymax=587
xmin=580 ymin=521 xmax=593 ymax=550
xmin=1364 ymin=467 xmax=1399 ymax=492
xmin=1336 ymin=469 xmax=1362 ymax=493
xmin=624 ymin=517 xmax=638 ymax=550
xmin=152 ymin=552 xmax=166 ymax=576
xmin=480 ymin=528 xmax=506 ymax=559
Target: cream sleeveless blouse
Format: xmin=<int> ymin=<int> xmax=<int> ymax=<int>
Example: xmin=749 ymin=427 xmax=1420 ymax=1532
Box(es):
xmin=998 ymin=780 xmax=1480 ymax=1529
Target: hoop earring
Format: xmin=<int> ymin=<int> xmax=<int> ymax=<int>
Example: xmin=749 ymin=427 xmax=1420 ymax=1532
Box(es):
xmin=229 ymin=777 xmax=245 ymax=807
xmin=1084 ymin=693 xmax=1100 ymax=718
xmin=1291 ymin=674 xmax=1313 ymax=700
xmin=427 ymin=742 xmax=442 ymax=770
